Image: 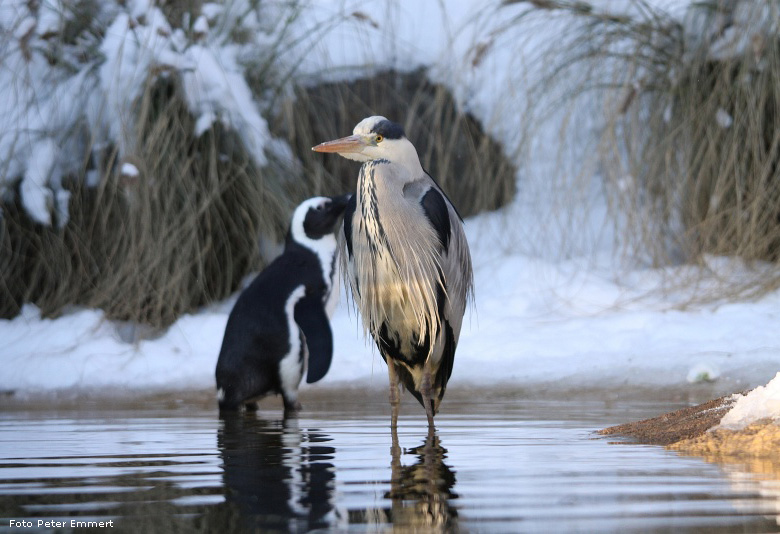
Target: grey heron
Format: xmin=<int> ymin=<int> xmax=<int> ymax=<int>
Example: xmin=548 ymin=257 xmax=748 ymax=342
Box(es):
xmin=312 ymin=116 xmax=473 ymax=427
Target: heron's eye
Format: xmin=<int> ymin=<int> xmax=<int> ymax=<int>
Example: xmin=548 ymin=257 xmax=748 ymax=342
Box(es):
xmin=375 ymin=134 xmax=384 ymax=143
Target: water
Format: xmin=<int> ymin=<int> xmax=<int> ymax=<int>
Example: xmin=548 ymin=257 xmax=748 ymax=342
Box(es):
xmin=1 ymin=395 xmax=778 ymax=533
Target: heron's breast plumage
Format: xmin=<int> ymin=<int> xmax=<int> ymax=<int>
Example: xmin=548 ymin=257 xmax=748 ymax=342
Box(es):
xmin=348 ymin=160 xmax=445 ymax=363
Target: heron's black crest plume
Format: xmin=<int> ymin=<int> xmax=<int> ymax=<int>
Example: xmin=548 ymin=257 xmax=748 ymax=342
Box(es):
xmin=371 ymin=120 xmax=405 ymax=140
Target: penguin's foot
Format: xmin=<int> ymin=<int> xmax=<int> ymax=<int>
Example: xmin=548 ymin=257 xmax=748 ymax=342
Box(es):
xmin=283 ymin=397 xmax=302 ymax=413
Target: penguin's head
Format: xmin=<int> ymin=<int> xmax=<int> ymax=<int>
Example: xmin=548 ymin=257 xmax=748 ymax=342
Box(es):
xmin=289 ymin=194 xmax=352 ymax=245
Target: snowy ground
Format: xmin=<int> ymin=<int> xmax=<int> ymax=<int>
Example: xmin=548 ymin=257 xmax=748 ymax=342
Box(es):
xmin=1 ymin=0 xmax=778 ymax=429
xmin=2 ymin=212 xmax=778 ymax=399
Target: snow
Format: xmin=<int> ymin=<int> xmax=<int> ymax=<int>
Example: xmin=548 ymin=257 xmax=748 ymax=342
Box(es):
xmin=2 ymin=244 xmax=778 ymax=397
xmin=696 ymin=2 xmax=778 ymax=62
xmin=201 ymin=4 xmax=223 ymax=23
xmin=0 ymin=0 xmax=778 ymax=430
xmin=179 ymin=44 xmax=270 ymax=165
xmin=36 ymin=0 xmax=64 ymax=37
xmin=120 ymin=162 xmax=139 ymax=177
xmin=719 ymin=372 xmax=780 ymax=430
xmin=715 ymin=108 xmax=733 ymax=129
xmin=193 ymin=15 xmax=209 ymax=37
xmin=1 ymin=306 xmax=226 ymax=391
xmin=20 ymin=139 xmax=58 ymax=226
xmin=14 ymin=16 xmax=36 ymax=39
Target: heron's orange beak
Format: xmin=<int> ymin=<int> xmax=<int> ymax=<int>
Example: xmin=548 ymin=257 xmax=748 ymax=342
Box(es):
xmin=312 ymin=134 xmax=368 ymax=154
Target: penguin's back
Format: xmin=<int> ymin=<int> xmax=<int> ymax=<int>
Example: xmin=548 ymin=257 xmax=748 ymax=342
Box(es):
xmin=215 ymin=246 xmax=327 ymax=406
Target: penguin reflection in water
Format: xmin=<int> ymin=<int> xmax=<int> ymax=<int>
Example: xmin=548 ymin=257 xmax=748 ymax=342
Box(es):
xmin=215 ymin=195 xmax=351 ymax=412
xmin=216 ymin=416 xmax=336 ymax=531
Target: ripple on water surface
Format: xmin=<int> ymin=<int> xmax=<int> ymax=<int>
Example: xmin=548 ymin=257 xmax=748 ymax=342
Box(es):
xmin=0 ymin=400 xmax=777 ymax=533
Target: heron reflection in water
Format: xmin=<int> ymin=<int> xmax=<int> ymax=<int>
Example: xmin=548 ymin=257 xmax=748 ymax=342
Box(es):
xmin=216 ymin=415 xmax=338 ymax=531
xmin=384 ymin=428 xmax=458 ymax=530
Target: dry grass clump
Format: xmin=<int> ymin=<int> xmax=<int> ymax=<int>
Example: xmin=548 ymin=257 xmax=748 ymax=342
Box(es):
xmin=1 ymin=69 xmax=513 ymax=328
xmin=0 ymin=0 xmax=306 ymax=328
xmin=514 ymin=0 xmax=780 ymax=299
xmin=271 ymin=69 xmax=516 ymax=217
xmin=1 ymin=2 xmax=514 ymax=329
xmin=1 ymin=77 xmax=292 ymax=328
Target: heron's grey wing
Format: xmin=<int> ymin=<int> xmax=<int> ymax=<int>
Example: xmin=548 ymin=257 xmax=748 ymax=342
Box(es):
xmin=418 ymin=186 xmax=461 ymax=385
xmin=342 ymin=193 xmax=357 ymax=259
xmin=423 ymin=168 xmax=465 ymax=222
xmin=339 ymin=192 xmax=359 ymax=302
xmin=422 ymin=178 xmax=474 ymax=360
xmin=294 ymin=293 xmax=333 ymax=383
xmin=420 ymin=187 xmax=451 ymax=252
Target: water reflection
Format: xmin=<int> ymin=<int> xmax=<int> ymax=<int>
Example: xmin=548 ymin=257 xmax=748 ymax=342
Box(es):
xmin=383 ymin=428 xmax=458 ymax=530
xmin=217 ymin=414 xmax=337 ymax=531
xmin=674 ymin=451 xmax=780 ymax=526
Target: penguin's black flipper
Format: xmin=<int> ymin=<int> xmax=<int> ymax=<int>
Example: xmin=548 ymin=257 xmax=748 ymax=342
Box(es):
xmin=295 ymin=294 xmax=333 ymax=384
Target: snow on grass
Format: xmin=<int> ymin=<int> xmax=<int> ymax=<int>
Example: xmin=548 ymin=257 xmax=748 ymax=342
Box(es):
xmin=120 ymin=162 xmax=139 ymax=178
xmin=180 ymin=43 xmax=270 ymax=166
xmin=1 ymin=0 xmax=290 ymax=223
xmin=20 ymin=139 xmax=57 ymax=226
xmin=718 ymin=372 xmax=780 ymax=430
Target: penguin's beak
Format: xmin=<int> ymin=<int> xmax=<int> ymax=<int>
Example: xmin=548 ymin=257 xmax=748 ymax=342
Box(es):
xmin=329 ymin=193 xmax=352 ymax=214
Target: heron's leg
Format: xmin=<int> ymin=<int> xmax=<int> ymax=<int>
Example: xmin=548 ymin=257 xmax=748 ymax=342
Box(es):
xmin=388 ymin=362 xmax=400 ymax=428
xmin=421 ymin=365 xmax=435 ymax=429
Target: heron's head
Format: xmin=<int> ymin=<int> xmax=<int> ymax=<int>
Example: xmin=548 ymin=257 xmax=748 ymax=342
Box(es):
xmin=312 ymin=116 xmax=422 ymax=172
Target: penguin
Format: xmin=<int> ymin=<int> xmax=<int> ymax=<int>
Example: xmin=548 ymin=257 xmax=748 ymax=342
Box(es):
xmin=215 ymin=194 xmax=351 ymax=412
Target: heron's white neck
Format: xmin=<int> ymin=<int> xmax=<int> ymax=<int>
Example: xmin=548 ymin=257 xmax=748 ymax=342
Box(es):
xmin=390 ymin=138 xmax=425 ymax=176
xmin=360 ymin=137 xmax=424 ymax=177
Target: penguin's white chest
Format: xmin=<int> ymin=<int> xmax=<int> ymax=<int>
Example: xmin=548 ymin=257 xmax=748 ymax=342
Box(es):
xmin=278 ymin=285 xmax=307 ymax=396
xmin=308 ymin=234 xmax=339 ymax=318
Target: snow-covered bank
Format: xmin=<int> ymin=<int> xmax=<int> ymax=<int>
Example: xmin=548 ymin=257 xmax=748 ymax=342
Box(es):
xmin=2 ymin=239 xmax=778 ymax=397
xmin=719 ymin=372 xmax=780 ymax=430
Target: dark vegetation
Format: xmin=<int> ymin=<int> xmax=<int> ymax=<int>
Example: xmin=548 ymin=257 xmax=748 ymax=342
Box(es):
xmin=1 ymin=65 xmax=514 ymax=328
xmin=271 ymin=69 xmax=516 ymax=217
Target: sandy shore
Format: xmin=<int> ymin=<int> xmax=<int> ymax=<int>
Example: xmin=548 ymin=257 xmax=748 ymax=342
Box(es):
xmin=600 ymin=391 xmax=780 ymax=460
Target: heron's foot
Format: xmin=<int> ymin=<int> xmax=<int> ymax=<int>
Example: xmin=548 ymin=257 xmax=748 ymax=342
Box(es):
xmin=390 ymin=422 xmax=401 ymax=457
xmin=421 ymin=368 xmax=436 ymax=430
xmin=388 ymin=361 xmax=402 ymax=428
xmin=425 ymin=403 xmax=435 ymax=429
